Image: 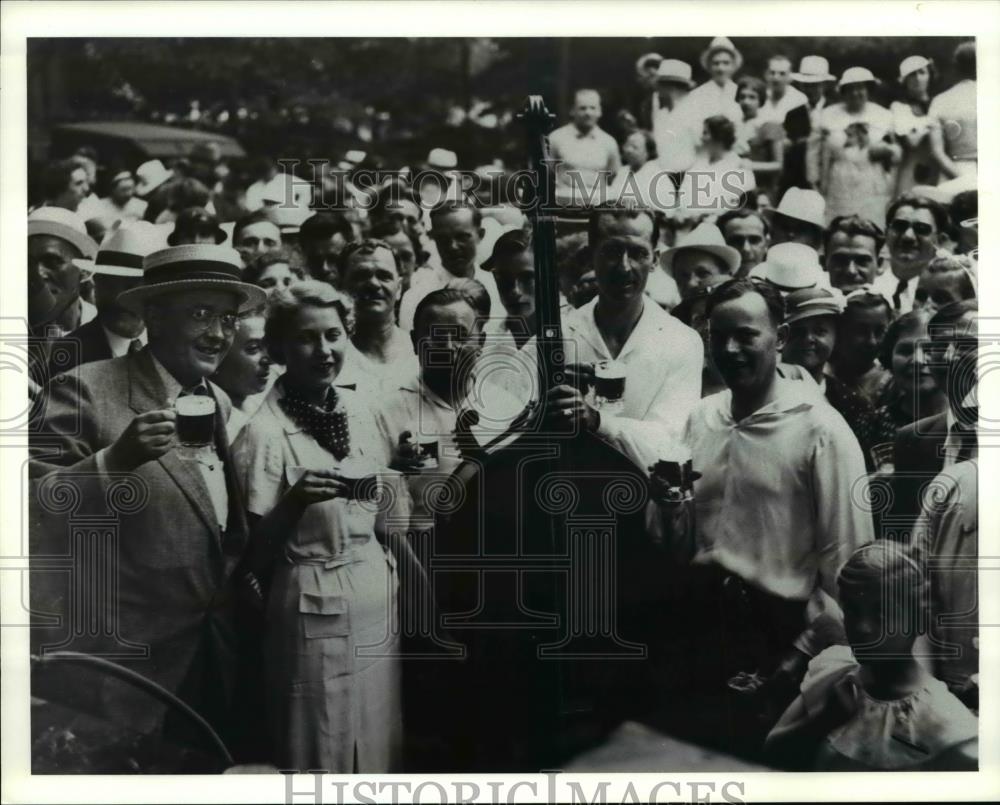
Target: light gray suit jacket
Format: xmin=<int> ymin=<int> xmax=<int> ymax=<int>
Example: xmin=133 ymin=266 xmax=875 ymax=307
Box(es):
xmin=29 ymin=347 xmax=249 ymax=734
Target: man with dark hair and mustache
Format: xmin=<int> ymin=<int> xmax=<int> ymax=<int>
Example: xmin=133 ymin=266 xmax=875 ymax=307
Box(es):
xmin=547 ymin=206 xmax=703 ymax=470
xmin=675 ymin=277 xmax=873 ymax=757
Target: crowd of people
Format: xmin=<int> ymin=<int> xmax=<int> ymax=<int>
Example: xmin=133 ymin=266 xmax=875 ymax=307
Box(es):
xmin=26 ymin=36 xmax=979 ymax=774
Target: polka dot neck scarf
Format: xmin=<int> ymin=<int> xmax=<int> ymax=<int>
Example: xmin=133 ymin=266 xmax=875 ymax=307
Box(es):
xmin=277 ymin=379 xmax=351 ymax=461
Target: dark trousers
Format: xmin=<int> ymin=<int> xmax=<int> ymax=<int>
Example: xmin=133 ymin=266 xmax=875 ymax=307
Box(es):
xmin=660 ymin=562 xmax=809 ymax=760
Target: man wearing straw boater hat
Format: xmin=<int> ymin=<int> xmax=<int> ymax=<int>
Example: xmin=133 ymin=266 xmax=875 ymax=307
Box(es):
xmin=26 ymin=206 xmax=99 ymax=397
xmin=45 ymin=221 xmax=165 ymax=376
xmin=30 ymin=243 xmax=266 ymax=746
xmin=27 ymin=206 xmax=99 ymax=338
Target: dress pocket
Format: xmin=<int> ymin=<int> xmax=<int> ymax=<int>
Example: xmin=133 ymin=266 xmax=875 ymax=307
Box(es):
xmin=299 ymin=593 xmax=351 ymax=639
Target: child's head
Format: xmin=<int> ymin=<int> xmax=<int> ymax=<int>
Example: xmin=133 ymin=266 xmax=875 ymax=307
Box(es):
xmin=781 ymin=287 xmax=843 ymax=377
xmin=838 ymin=542 xmax=926 ymax=662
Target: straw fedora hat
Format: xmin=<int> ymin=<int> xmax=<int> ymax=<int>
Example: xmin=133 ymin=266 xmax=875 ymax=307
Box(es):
xmin=660 ymin=222 xmax=741 ymax=275
xmin=791 ymin=55 xmax=835 ymax=83
xmin=700 ymin=37 xmax=743 ymax=73
xmin=28 ymin=206 xmax=98 ymax=258
xmin=748 ymin=243 xmax=827 ymax=293
xmin=134 ymin=159 xmax=174 ymax=198
xmin=656 ymin=59 xmax=695 ymax=88
xmin=73 ymin=221 xmax=167 ymax=277
xmin=763 ymin=187 xmax=826 ymax=232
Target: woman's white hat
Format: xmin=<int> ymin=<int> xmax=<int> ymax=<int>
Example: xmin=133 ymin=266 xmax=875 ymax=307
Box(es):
xmin=898 ymin=55 xmax=932 ymax=82
xmin=839 ymin=66 xmax=879 ymax=89
xmin=117 ymin=244 xmax=267 ymax=314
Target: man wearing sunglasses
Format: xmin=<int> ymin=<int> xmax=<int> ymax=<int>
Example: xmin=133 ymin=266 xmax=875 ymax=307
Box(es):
xmin=29 ymin=244 xmax=266 ymax=754
xmin=873 ymin=192 xmax=950 ymax=313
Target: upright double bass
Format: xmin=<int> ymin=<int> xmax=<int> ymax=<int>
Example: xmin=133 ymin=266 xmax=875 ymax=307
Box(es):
xmin=428 ymin=97 xmax=677 ymax=771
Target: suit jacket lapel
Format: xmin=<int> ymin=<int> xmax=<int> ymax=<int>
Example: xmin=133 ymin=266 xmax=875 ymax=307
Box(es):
xmin=127 ymin=349 xmax=222 ymax=540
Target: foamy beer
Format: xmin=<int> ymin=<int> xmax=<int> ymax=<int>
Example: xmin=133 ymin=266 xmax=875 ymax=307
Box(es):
xmin=594 ymin=360 xmax=626 ymax=412
xmin=175 ymin=395 xmax=216 ymax=448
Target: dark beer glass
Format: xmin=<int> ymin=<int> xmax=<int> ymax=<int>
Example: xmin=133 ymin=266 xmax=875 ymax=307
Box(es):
xmin=175 ymin=395 xmax=216 ymax=456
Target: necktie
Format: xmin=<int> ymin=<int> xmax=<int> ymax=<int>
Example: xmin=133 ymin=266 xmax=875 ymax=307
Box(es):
xmin=128 ymin=339 xmax=143 ymax=355
xmin=892 ymin=279 xmax=909 ymax=312
xmin=179 ymin=384 xmax=211 ymax=397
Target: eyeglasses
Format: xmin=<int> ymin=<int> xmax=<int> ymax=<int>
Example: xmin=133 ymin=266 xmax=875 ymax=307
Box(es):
xmin=184 ymin=305 xmax=239 ymax=333
xmin=888 ymin=219 xmax=935 ymax=238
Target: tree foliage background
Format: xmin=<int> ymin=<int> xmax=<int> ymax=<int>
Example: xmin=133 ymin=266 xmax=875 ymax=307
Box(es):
xmin=29 ymin=36 xmax=971 ymax=167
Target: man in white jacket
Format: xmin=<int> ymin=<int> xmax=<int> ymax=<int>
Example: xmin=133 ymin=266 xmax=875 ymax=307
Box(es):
xmin=545 ymin=206 xmax=703 ymax=470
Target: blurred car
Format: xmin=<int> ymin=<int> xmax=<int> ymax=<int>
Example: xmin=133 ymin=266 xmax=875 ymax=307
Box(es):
xmin=50 ymin=121 xmax=245 ymax=165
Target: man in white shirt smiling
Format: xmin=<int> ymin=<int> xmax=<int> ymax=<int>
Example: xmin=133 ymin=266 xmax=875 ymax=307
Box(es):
xmin=676 ymin=277 xmax=872 ymax=753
